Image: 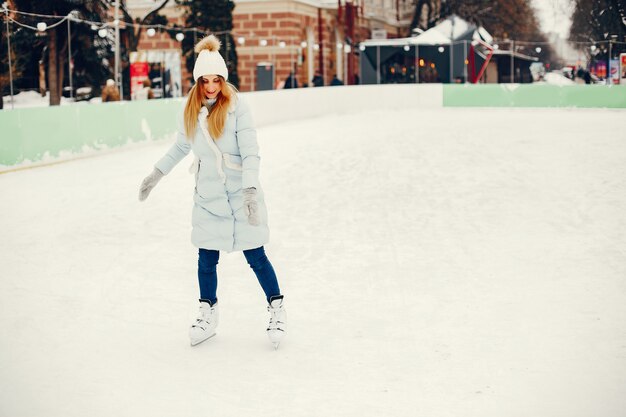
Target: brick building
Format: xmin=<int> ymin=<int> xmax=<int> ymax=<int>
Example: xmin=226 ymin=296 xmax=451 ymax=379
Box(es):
xmin=126 ymin=0 xmax=414 ymax=93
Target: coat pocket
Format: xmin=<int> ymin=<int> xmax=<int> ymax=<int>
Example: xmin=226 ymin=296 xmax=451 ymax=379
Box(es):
xmin=223 ymin=153 xmax=243 ymax=171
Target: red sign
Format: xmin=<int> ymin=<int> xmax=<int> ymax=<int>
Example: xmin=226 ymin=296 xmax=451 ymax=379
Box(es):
xmin=130 ymin=62 xmax=149 ymax=99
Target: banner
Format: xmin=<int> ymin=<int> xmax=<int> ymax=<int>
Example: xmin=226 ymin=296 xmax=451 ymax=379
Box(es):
xmin=130 ymin=51 xmax=149 ymax=99
xmin=610 ymin=59 xmax=619 ymax=85
xmin=621 ymin=54 xmax=626 ymax=86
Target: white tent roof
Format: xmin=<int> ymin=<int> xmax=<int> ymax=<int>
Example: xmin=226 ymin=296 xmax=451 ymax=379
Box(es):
xmin=476 ymin=27 xmax=494 ymax=44
xmin=413 ymin=27 xmax=455 ymax=45
xmin=432 ymin=15 xmax=474 ymax=39
xmin=361 ymin=15 xmax=492 ymax=47
xmin=361 ymin=31 xmax=449 ymax=47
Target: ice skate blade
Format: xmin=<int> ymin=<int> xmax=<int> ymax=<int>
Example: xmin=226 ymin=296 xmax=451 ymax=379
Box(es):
xmin=267 ymin=329 xmax=284 ymax=349
xmin=190 ymin=332 xmax=216 ymax=346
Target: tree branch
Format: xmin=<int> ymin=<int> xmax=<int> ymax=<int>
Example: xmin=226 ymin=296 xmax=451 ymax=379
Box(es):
xmin=142 ymin=0 xmax=170 ymax=23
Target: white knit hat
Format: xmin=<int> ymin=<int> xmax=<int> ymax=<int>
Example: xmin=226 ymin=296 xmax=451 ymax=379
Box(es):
xmin=193 ymin=35 xmax=228 ymax=81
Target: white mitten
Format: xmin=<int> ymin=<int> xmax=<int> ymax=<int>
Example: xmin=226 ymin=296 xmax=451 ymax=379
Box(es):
xmin=243 ymin=187 xmax=260 ymax=226
xmin=138 ymin=168 xmax=164 ymax=201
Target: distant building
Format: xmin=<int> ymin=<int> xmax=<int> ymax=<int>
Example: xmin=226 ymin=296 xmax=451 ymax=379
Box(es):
xmin=126 ymin=0 xmax=415 ymax=93
xmin=359 ymin=15 xmax=539 ymax=84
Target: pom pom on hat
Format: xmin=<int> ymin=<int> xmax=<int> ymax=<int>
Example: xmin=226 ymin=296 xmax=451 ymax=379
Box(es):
xmin=193 ymin=35 xmax=228 ymax=81
xmin=195 ymin=35 xmax=221 ymax=53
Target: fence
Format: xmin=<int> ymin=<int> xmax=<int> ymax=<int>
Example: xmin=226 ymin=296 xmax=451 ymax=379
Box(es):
xmin=359 ymin=39 xmax=626 ymax=85
xmin=1 ymin=84 xmax=625 ymax=171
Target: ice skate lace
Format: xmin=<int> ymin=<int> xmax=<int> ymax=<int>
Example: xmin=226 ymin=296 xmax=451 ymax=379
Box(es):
xmin=267 ymin=305 xmax=284 ymax=329
xmin=192 ymin=308 xmax=214 ymax=329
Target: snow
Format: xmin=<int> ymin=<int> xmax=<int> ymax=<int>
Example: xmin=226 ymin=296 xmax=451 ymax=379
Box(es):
xmin=541 ymin=71 xmax=576 ymax=85
xmin=431 ymin=15 xmax=473 ymax=39
xmin=1 ymin=105 xmax=626 ymax=416
xmin=1 ymin=90 xmax=101 ymax=109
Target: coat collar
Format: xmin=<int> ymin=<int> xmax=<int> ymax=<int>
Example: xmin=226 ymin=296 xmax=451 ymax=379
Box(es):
xmin=198 ymin=92 xmax=238 ymax=119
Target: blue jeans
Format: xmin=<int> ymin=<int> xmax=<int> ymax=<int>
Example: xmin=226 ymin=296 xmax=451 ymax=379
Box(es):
xmin=198 ymin=246 xmax=281 ymax=305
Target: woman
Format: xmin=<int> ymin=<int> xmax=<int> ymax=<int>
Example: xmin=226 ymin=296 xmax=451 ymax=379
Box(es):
xmin=138 ymin=35 xmax=285 ymax=348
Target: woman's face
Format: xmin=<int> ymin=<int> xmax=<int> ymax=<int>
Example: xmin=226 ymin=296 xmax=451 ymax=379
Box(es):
xmin=200 ymin=75 xmax=222 ymax=99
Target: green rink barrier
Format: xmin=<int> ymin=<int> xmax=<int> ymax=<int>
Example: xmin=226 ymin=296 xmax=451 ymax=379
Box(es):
xmin=443 ymin=84 xmax=626 ymax=108
xmin=0 ymin=98 xmax=183 ymax=168
xmin=2 ymin=85 xmax=625 ymax=169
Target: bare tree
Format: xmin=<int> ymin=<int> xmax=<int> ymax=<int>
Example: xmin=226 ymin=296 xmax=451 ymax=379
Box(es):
xmin=119 ymin=0 xmax=169 ymax=52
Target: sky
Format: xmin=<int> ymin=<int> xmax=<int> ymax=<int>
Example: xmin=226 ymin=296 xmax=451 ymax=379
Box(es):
xmin=532 ymin=0 xmax=574 ymax=38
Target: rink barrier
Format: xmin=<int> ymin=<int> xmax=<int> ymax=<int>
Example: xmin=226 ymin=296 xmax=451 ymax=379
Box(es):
xmin=0 ymin=98 xmax=177 ymax=169
xmin=2 ymin=83 xmax=625 ymax=170
xmin=0 ymin=84 xmax=441 ymax=170
xmin=244 ymin=84 xmax=443 ymax=126
xmin=443 ymin=84 xmax=626 ymax=108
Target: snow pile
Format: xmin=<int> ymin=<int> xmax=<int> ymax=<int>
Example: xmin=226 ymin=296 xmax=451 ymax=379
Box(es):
xmin=542 ymin=71 xmax=576 ymax=86
xmin=1 ymin=90 xmax=99 ymax=108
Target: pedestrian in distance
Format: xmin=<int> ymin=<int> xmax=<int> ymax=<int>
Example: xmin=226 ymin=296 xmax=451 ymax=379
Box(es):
xmin=101 ymin=79 xmax=120 ymax=102
xmin=330 ymin=74 xmax=344 ymax=86
xmin=132 ymin=78 xmax=154 ymax=100
xmin=283 ymin=72 xmax=298 ymax=89
xmin=311 ymin=70 xmax=324 ymax=87
xmin=138 ymin=35 xmax=286 ymax=349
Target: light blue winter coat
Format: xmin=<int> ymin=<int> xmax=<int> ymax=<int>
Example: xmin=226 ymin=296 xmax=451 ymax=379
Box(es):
xmin=155 ymin=94 xmax=269 ymax=252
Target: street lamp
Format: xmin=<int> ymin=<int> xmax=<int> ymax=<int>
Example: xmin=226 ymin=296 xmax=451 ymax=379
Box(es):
xmin=67 ymin=12 xmax=76 ymax=99
xmin=4 ymin=1 xmax=14 ymax=108
xmin=344 ymin=44 xmax=351 ymax=84
xmin=176 ymin=32 xmax=184 ymax=41
xmin=98 ymin=28 xmax=108 ymax=38
xmin=147 ymin=27 xmax=156 ymax=37
xmin=113 ymin=0 xmax=120 ymax=98
xmin=237 ymin=36 xmax=253 ymax=91
xmin=37 ymin=22 xmax=47 ymax=32
xmin=608 ymin=35 xmax=618 ymax=85
xmin=535 ymin=47 xmax=542 ymax=53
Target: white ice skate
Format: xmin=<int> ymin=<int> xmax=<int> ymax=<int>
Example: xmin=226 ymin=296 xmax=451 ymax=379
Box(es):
xmin=267 ymin=295 xmax=286 ymax=349
xmin=189 ymin=300 xmax=219 ymax=346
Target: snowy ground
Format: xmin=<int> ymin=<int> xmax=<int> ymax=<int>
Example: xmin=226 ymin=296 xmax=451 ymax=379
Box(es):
xmin=1 ymin=106 xmax=626 ymax=417
xmin=1 ymin=90 xmax=101 ymax=109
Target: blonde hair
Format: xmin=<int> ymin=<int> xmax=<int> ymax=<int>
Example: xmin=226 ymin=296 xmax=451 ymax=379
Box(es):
xmin=183 ymin=77 xmax=238 ymax=140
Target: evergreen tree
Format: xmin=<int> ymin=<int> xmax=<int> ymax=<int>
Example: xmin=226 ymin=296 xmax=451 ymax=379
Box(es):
xmin=569 ymin=0 xmax=626 ymax=60
xmin=410 ymin=0 xmax=440 ymax=31
xmin=2 ymin=5 xmax=41 ymax=108
xmin=175 ymin=0 xmax=239 ymax=89
xmin=9 ymin=0 xmax=111 ymax=105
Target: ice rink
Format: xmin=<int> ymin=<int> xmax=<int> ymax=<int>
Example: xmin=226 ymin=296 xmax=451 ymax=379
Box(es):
xmin=1 ymin=105 xmax=625 ymax=417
